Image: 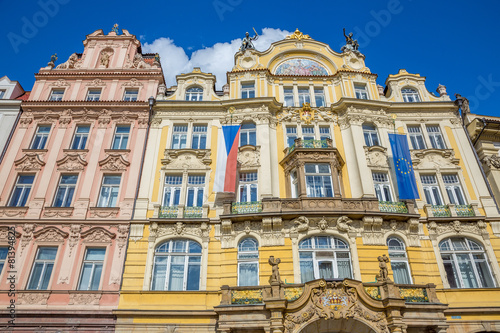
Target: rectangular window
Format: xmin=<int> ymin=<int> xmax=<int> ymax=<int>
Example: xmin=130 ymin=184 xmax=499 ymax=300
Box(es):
xmin=427 ymin=125 xmax=446 ymax=149
xmin=373 ymin=173 xmax=393 ymax=202
xmin=171 ymin=125 xmax=188 ymax=149
xmin=302 ymin=126 xmax=315 ymax=141
xmin=0 ymin=248 xmax=8 ymax=273
xmin=112 ymin=125 xmax=130 ymax=149
xmin=290 ymin=169 xmax=299 ymax=198
xmin=27 ymin=247 xmax=57 ymax=290
xmin=314 ymin=88 xmax=325 ymax=107
xmin=298 ymin=88 xmax=310 ymax=106
xmin=284 ymin=88 xmax=294 ymax=107
xmin=186 ymin=175 xmax=205 ymax=207
xmin=443 ymin=174 xmax=466 ymax=205
xmin=86 ymin=89 xmax=101 ymax=101
xmin=78 ymin=248 xmax=105 ymax=290
xmin=320 ymin=127 xmax=330 ymax=147
xmin=163 ymin=175 xmax=182 ymax=207
xmin=239 ymin=172 xmax=258 ymax=202
xmin=241 ymin=83 xmax=255 ymax=99
xmin=354 ymin=84 xmax=368 ymax=100
xmin=49 ymin=89 xmax=64 ymax=101
xmin=191 ymin=125 xmax=207 ymax=149
xmin=240 ymin=123 xmax=256 ymax=147
xmin=408 ymin=126 xmax=426 ymax=149
xmin=123 ymin=89 xmax=138 ymax=101
xmin=53 ymin=175 xmax=78 ymax=207
xmin=305 ymin=163 xmax=333 ymax=197
xmin=0 ymin=90 xmax=6 ymax=99
xmin=363 ymin=124 xmax=380 ymax=146
xmin=97 ymin=175 xmax=121 ymax=207
xmin=71 ymin=125 xmax=90 ymax=150
xmin=286 ymin=126 xmax=297 ymax=147
xmin=421 ymin=175 xmax=443 ymax=205
xmin=9 ymin=175 xmax=34 ymax=207
xmin=31 ymin=125 xmax=51 ymax=149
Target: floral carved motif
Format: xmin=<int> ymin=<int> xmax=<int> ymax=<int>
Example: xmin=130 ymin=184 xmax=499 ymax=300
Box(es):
xmin=81 ymin=227 xmax=116 ymax=243
xmin=15 ymin=153 xmax=45 ymax=171
xmin=49 ymin=79 xmax=70 ymax=87
xmin=121 ymin=78 xmax=144 ymax=87
xmin=69 ymin=293 xmax=101 ymax=305
xmin=427 ymin=220 xmax=488 ymax=240
xmin=0 ymin=207 xmax=28 ymax=218
xmin=43 ymin=207 xmax=74 ymax=218
xmin=17 ymin=293 xmax=50 ymax=305
xmin=116 ymin=224 xmax=129 ymax=257
xmin=99 ymin=154 xmax=130 ymax=171
xmin=57 ymin=154 xmax=87 ymax=172
xmin=150 ymin=222 xmax=210 ymax=243
xmin=111 ymin=111 xmax=138 ymax=124
xmin=33 ymin=227 xmax=69 ymax=243
xmin=86 ymin=78 xmax=107 ymax=87
xmin=88 ymin=207 xmax=120 ymax=218
xmin=67 ymin=224 xmax=82 ymax=257
xmin=238 ymin=146 xmax=260 ymax=169
xmin=161 ymin=149 xmax=211 ymax=170
xmin=482 ymin=154 xmax=500 ymax=169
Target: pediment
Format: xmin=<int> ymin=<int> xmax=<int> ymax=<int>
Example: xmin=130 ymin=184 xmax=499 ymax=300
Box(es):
xmin=99 ymin=154 xmax=130 ymax=171
xmin=161 ymin=149 xmax=211 ymax=170
xmin=81 ymin=227 xmax=116 ymax=243
xmin=33 ymin=227 xmax=69 ymax=242
xmin=15 ymin=153 xmax=45 ymax=171
xmin=411 ymin=149 xmax=459 ymax=169
xmin=57 ymin=153 xmax=88 ymax=171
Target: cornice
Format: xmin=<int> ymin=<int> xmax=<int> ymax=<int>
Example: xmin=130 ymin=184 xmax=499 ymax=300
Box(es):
xmin=154 ymin=97 xmax=282 ymax=112
xmin=332 ymin=98 xmax=457 ymax=113
xmin=22 ymin=100 xmax=148 ymax=108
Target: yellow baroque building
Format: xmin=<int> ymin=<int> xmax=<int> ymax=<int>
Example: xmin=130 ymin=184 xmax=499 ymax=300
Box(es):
xmin=116 ymin=30 xmax=500 ymax=333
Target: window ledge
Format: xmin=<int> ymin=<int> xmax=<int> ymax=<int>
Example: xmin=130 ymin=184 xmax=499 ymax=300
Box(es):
xmin=63 ymin=149 xmax=89 ymax=153
xmin=88 ymin=207 xmax=120 ymax=218
xmin=0 ymin=206 xmax=28 ymax=217
xmin=104 ymin=149 xmax=131 ymax=153
xmin=22 ymin=148 xmax=48 ymax=153
xmin=43 ymin=207 xmax=74 ymax=218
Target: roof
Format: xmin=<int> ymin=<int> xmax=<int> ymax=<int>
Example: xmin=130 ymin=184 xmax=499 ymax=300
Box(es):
xmin=16 ymin=91 xmax=30 ymax=100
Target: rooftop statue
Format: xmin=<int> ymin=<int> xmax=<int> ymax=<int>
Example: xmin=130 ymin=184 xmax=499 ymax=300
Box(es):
xmin=341 ymin=28 xmax=360 ymax=53
xmin=111 ymin=23 xmax=119 ymax=34
xmin=240 ymin=28 xmax=259 ymax=52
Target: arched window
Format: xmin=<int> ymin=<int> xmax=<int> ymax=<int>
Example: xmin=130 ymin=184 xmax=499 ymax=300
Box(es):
xmin=401 ymin=88 xmax=420 ymax=103
xmin=299 ymin=236 xmax=352 ymax=283
xmin=185 ymin=87 xmax=203 ymax=101
xmin=240 ymin=123 xmax=256 ymax=146
xmin=387 ymin=237 xmax=412 ymax=284
xmin=362 ymin=124 xmax=380 ymax=146
xmin=439 ymin=238 xmax=496 ymax=288
xmin=151 ymin=239 xmax=201 ymax=291
xmin=238 ymin=238 xmax=259 ymax=286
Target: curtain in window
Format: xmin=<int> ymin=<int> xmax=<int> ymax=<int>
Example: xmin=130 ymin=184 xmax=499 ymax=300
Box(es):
xmin=239 ymin=262 xmax=258 ymax=286
xmin=391 ymin=262 xmax=411 ymax=284
xmin=300 ymin=260 xmax=314 ymax=283
xmin=151 ymin=257 xmax=167 ymax=290
xmin=169 ymin=256 xmax=185 ymax=291
xmin=319 ymin=262 xmax=334 ymax=279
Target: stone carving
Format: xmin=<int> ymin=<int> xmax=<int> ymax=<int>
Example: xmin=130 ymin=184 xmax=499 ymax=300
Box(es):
xmin=56 ymin=53 xmax=79 ymax=69
xmin=161 ymin=149 xmax=211 ymax=170
xmin=483 ymin=154 xmax=500 ymax=169
xmin=99 ymin=154 xmax=130 ymax=171
xmin=68 ymin=224 xmax=82 ymax=257
xmin=292 ymin=216 xmax=310 ymax=232
xmin=411 ymin=149 xmax=460 ymax=169
xmin=0 ymin=207 xmax=28 ymax=218
xmin=33 ymin=227 xmax=69 ymax=242
xmin=268 ymin=256 xmax=282 ymax=284
xmin=237 ymin=146 xmax=260 ymax=168
xmin=317 ymin=217 xmax=329 ymax=231
xmin=0 ymin=227 xmax=19 ymax=242
xmin=361 ymin=216 xmax=384 ymax=245
xmin=20 ymin=224 xmax=35 ymax=255
xmin=116 ymin=224 xmax=129 ymax=257
xmin=336 ymin=216 xmax=353 ymax=232
xmin=428 ymin=220 xmax=489 ymax=240
xmin=364 ymin=146 xmax=388 ymax=167
xmin=57 ymin=153 xmax=88 ymax=171
xmin=99 ymin=49 xmax=113 ymax=68
xmin=17 ymin=293 xmax=50 ymax=305
xmin=376 ymin=254 xmax=390 ymax=282
xmin=122 ymin=78 xmax=144 ymax=87
xmin=150 ymin=222 xmax=211 ymax=242
xmin=14 ymin=153 xmax=45 ymax=171
xmin=19 ymin=114 xmax=33 ymax=128
xmin=43 ymin=207 xmax=74 ymax=218
xmin=88 ymin=207 xmax=120 ymax=218
xmin=81 ymin=227 xmax=116 ymax=243
xmin=69 ymin=293 xmax=101 ymax=305
xmin=86 ymin=78 xmax=107 ymax=87
xmin=49 ymin=79 xmax=70 ymax=87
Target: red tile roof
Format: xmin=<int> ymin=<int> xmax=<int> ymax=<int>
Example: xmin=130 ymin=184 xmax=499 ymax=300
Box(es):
xmin=16 ymin=91 xmax=31 ymax=100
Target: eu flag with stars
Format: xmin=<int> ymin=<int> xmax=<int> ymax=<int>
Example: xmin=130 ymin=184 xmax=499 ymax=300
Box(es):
xmin=389 ymin=133 xmax=419 ymax=200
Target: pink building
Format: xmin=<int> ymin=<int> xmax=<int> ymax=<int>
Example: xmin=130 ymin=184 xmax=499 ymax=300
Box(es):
xmin=0 ymin=27 xmax=163 ymax=331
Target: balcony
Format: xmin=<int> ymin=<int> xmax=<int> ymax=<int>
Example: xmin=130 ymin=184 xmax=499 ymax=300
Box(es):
xmin=284 ymin=138 xmax=333 ymax=155
xmin=424 ymin=203 xmax=478 ymax=218
xmin=159 ymin=206 xmax=178 ymax=218
xmin=455 ymin=204 xmax=475 ymax=217
xmin=379 ymin=201 xmax=408 ymax=214
xmin=156 ymin=204 xmax=209 ymax=219
xmin=231 ymin=201 xmax=262 ymax=214
xmin=184 ymin=206 xmax=203 ymax=218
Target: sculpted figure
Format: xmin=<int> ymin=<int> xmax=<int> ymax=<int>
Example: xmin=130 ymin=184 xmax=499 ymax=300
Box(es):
xmin=377 ymin=254 xmax=390 ymax=281
xmin=268 ymin=256 xmax=282 ymax=283
xmin=240 ymin=29 xmax=259 ymax=52
xmin=100 ymin=52 xmax=110 ymax=68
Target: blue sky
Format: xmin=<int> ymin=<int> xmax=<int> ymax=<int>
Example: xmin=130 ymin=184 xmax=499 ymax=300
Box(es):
xmin=1 ymin=0 xmax=499 ymax=116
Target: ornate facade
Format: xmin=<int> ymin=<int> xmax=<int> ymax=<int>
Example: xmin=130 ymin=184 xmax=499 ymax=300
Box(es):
xmin=0 ymin=27 xmax=163 ymax=331
xmin=116 ymin=30 xmax=500 ymax=333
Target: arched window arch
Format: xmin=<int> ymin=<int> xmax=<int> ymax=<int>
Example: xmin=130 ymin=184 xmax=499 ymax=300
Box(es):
xmin=362 ymin=123 xmax=380 ymax=147
xmin=401 ymin=88 xmax=420 ymax=103
xmin=240 ymin=122 xmax=256 ymax=147
xmin=439 ymin=237 xmax=496 ymax=288
xmin=299 ymin=236 xmax=352 ymax=283
xmin=185 ymin=87 xmax=203 ymax=101
xmin=151 ymin=239 xmax=201 ymax=291
xmin=238 ymin=238 xmax=259 ymax=286
xmin=387 ymin=237 xmax=412 ymax=284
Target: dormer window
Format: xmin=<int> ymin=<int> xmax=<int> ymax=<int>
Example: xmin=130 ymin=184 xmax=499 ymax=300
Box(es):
xmin=0 ymin=90 xmax=6 ymax=99
xmin=354 ymin=84 xmax=368 ymax=100
xmin=402 ymin=88 xmax=420 ymax=102
xmin=49 ymin=89 xmax=64 ymax=101
xmin=186 ymin=87 xmax=203 ymax=101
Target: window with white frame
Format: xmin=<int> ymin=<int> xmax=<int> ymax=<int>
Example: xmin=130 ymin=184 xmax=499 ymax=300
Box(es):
xmin=30 ymin=125 xmax=51 ymax=149
xmin=71 ymin=125 xmax=90 ymax=150
xmin=298 ymin=88 xmax=310 ymax=106
xmin=78 ymin=248 xmax=105 ymax=290
xmin=241 ymin=83 xmax=255 ymax=99
xmin=286 ymin=126 xmax=298 ymax=147
xmin=443 ymin=174 xmax=466 ymax=205
xmin=238 ymin=238 xmax=259 ymax=286
xmin=387 ymin=237 xmax=412 ymax=284
xmin=362 ymin=124 xmax=380 ymax=146
xmin=49 ymin=89 xmax=64 ymax=101
xmin=123 ymin=89 xmax=138 ymax=101
xmin=186 ymin=175 xmax=205 ymax=207
xmin=240 ymin=123 xmax=256 ymax=146
xmin=305 ymin=163 xmax=333 ymax=198
xmin=302 ymin=126 xmax=315 ymax=142
xmin=427 ymin=125 xmax=446 ymax=149
xmin=314 ymin=88 xmax=325 ymax=107
xmin=283 ymin=88 xmax=294 ymax=107
xmin=299 ymin=236 xmax=352 ymax=283
xmin=0 ymin=248 xmax=8 ymax=273
xmin=408 ymin=126 xmax=426 ymax=149
xmin=421 ymin=175 xmax=443 ymax=205
xmin=0 ymin=90 xmax=5 ymax=99
xmin=53 ymin=175 xmax=77 ymax=207
xmin=86 ymin=89 xmax=101 ymax=101
xmin=163 ymin=175 xmax=182 ymax=207
xmin=373 ymin=173 xmax=393 ymax=202
xmin=171 ymin=125 xmax=188 ymax=149
xmin=9 ymin=174 xmax=34 ymax=207
xmin=191 ymin=125 xmax=207 ymax=149
xmin=27 ymin=247 xmax=58 ymax=290
xmin=111 ymin=125 xmax=130 ymax=149
xmin=185 ymin=87 xmax=203 ymax=101
xmin=319 ymin=127 xmax=330 ymax=148
xmin=151 ymin=239 xmax=201 ymax=291
xmin=239 ymin=172 xmax=258 ymax=202
xmin=439 ymin=238 xmax=496 ymax=288
xmin=290 ymin=169 xmax=299 ymax=198
xmin=97 ymin=175 xmax=121 ymax=207
xmin=354 ymin=84 xmax=368 ymax=100
xmin=402 ymin=88 xmax=420 ymax=103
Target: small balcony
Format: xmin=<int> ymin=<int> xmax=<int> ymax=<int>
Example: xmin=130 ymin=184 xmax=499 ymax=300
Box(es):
xmin=156 ymin=204 xmax=209 ymax=219
xmin=378 ymin=201 xmax=409 ymax=214
xmin=183 ymin=206 xmax=203 ymax=218
xmin=284 ymin=138 xmax=333 ymax=155
xmin=424 ymin=203 xmax=478 ymax=218
xmin=231 ymin=201 xmax=262 ymax=214
xmin=159 ymin=206 xmax=179 ymax=218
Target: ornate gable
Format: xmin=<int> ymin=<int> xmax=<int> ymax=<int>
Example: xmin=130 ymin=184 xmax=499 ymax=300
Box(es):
xmin=81 ymin=227 xmax=116 ymax=243
xmin=33 ymin=227 xmax=69 ymax=242
xmin=15 ymin=153 xmax=46 ymax=171
xmin=57 ymin=153 xmax=88 ymax=171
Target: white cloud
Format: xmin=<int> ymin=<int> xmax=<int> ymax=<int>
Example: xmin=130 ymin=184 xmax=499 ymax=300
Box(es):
xmin=142 ymin=28 xmax=291 ymax=89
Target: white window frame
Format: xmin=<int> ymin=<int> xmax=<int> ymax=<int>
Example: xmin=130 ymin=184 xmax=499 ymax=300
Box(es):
xmin=402 ymin=88 xmax=420 ymax=103
xmin=123 ymin=89 xmax=138 ymax=101
xmin=9 ymin=174 xmax=34 ymax=207
xmin=185 ymin=87 xmax=203 ymax=101
xmin=49 ymin=89 xmax=64 ymax=101
xmin=30 ymin=125 xmax=51 ymax=150
xmin=314 ymin=88 xmax=325 ymax=107
xmin=241 ymin=83 xmax=255 ymax=99
xmin=297 ymin=87 xmax=311 ymax=106
xmin=240 ymin=123 xmax=256 ymax=147
xmin=373 ymin=172 xmax=393 ymax=202
xmin=171 ymin=125 xmax=188 ymax=149
xmin=191 ymin=125 xmax=207 ymax=149
xmin=186 ymin=175 xmax=205 ymax=207
xmin=362 ymin=124 xmax=380 ymax=147
xmin=77 ymin=248 xmax=106 ymax=291
xmin=420 ymin=174 xmax=444 ymax=205
xmin=0 ymin=90 xmax=6 ymax=99
xmin=238 ymin=172 xmax=258 ymax=202
xmin=237 ymin=238 xmax=259 ymax=287
xmin=97 ymin=175 xmax=121 ymax=207
xmin=443 ymin=174 xmax=467 ymax=205
xmin=71 ymin=125 xmax=90 ymax=150
xmin=26 ymin=247 xmax=57 ymax=290
xmin=111 ymin=125 xmax=130 ymax=150
xmin=305 ymin=163 xmax=333 ymax=198
xmin=354 ymin=84 xmax=368 ymax=100
xmin=283 ymin=88 xmax=294 ymax=107
xmin=163 ymin=175 xmax=183 ymax=207
xmin=53 ymin=174 xmax=78 ymax=207
xmin=426 ymin=125 xmax=446 ymax=149
xmin=86 ymin=89 xmax=101 ymax=101
xmin=387 ymin=237 xmax=413 ymax=284
xmin=408 ymin=125 xmax=426 ymax=150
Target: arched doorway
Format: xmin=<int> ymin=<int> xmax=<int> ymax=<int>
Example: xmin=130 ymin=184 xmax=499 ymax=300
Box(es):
xmin=299 ymin=318 xmax=378 ymax=333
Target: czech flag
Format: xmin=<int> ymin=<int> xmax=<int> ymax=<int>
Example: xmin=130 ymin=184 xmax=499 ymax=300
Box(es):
xmin=214 ymin=125 xmax=241 ymax=192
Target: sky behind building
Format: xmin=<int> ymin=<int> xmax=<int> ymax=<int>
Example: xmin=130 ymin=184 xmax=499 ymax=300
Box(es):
xmin=1 ymin=0 xmax=499 ymax=115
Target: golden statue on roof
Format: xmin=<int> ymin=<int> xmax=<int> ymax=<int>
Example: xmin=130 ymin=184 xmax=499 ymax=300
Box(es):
xmin=286 ymin=29 xmax=311 ymax=41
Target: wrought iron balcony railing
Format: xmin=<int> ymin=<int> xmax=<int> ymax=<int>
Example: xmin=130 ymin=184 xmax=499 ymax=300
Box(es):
xmin=184 ymin=206 xmax=203 ymax=218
